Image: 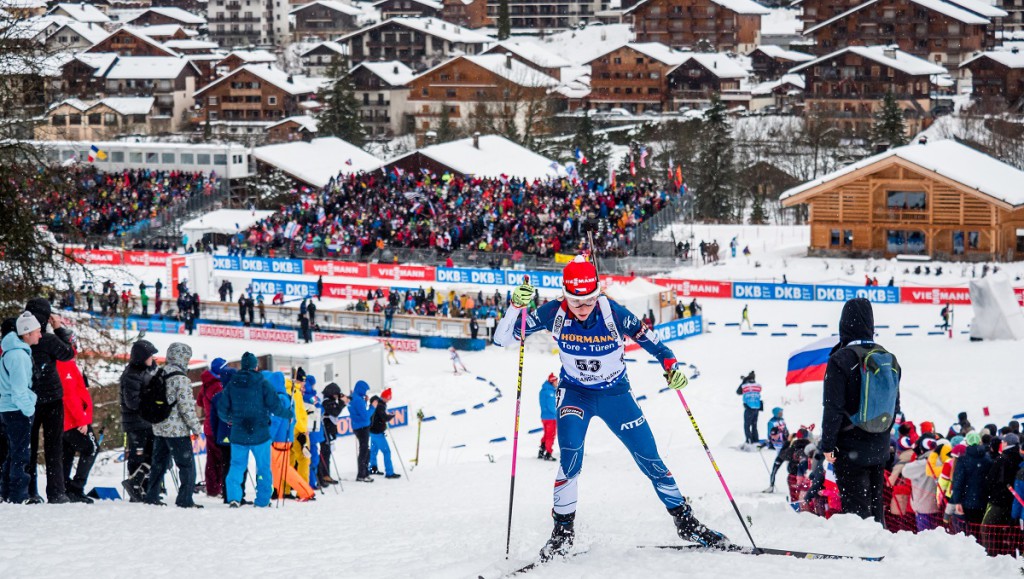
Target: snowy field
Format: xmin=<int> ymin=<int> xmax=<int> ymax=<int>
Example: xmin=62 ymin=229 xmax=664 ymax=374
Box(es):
xmin=1 ymin=295 xmax=1020 ymax=578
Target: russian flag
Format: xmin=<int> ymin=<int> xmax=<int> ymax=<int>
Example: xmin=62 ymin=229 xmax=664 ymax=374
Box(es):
xmin=785 ymin=336 xmax=836 ymax=386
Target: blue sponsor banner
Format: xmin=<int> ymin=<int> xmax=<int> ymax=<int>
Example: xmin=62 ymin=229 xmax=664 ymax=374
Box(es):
xmin=212 ymin=256 xmax=304 ymax=274
xmin=252 ymin=278 xmax=318 ymax=297
xmin=336 ymin=405 xmax=408 ymax=437
xmin=650 ymin=315 xmax=703 ymax=343
xmin=732 ymin=282 xmax=814 ymax=301
xmin=504 ymin=269 xmax=563 ymax=289
xmin=814 ymin=285 xmax=900 ymax=304
xmin=435 ymin=267 xmax=505 ymax=285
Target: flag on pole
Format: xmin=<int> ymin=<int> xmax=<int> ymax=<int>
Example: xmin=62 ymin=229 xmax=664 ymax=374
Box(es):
xmin=575 ymin=147 xmax=588 ymax=165
xmin=675 ymin=166 xmax=683 ymax=188
xmin=629 ymin=155 xmax=636 ymax=176
xmin=609 ymin=167 xmax=616 ymax=189
xmin=639 ymin=145 xmax=648 ymax=169
xmin=87 ymin=144 xmax=107 ymax=163
xmin=785 ymin=336 xmax=836 ymax=386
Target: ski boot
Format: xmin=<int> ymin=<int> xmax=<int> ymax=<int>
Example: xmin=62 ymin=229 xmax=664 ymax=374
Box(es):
xmin=669 ymin=504 xmax=729 ymax=548
xmin=539 ymin=511 xmax=575 ymax=561
xmin=542 ymin=452 xmax=557 ymax=462
xmin=538 ymin=447 xmax=546 ymax=459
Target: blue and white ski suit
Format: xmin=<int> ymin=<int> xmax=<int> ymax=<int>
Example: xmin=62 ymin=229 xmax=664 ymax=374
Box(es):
xmin=494 ymin=297 xmax=686 ymax=515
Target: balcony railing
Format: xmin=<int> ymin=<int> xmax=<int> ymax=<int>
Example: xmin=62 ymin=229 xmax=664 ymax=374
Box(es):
xmin=874 ymin=208 xmax=929 ymax=222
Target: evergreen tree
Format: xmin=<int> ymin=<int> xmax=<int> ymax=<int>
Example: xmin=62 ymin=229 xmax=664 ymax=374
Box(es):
xmin=568 ymin=107 xmax=611 ymax=182
xmin=749 ymin=194 xmax=767 ymax=224
xmin=497 ymin=0 xmax=511 ymax=40
xmin=435 ymin=101 xmax=459 ymax=143
xmin=870 ymin=92 xmax=907 ymax=149
xmin=692 ymin=97 xmax=737 ymax=221
xmin=317 ymin=57 xmax=366 ymax=146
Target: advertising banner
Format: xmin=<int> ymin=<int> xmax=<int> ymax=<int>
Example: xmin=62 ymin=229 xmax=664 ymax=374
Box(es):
xmin=899 ymin=286 xmax=972 ymax=305
xmin=813 ymin=285 xmax=900 ymax=304
xmin=336 ymin=405 xmax=408 ymax=436
xmin=303 ymin=260 xmax=369 ymax=278
xmin=650 ymin=278 xmax=732 ymax=298
xmin=732 ymin=282 xmax=814 ymax=301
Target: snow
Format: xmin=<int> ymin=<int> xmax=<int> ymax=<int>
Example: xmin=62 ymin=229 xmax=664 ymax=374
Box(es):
xmin=685 ymin=53 xmax=750 ymax=79
xmin=290 ymin=0 xmax=363 ymax=16
xmin=180 ymin=209 xmax=276 ymax=239
xmin=300 ymin=40 xmax=348 ymax=59
xmin=224 ymin=49 xmax=278 ymax=64
xmin=909 ymin=0 xmax=991 ymax=23
xmin=791 ymin=46 xmax=947 ymax=77
xmin=780 ymin=139 xmax=1024 ymax=207
xmin=129 ymin=6 xmax=207 ymax=25
xmin=162 ymin=39 xmax=220 ymax=51
xmin=485 ymin=41 xmax=573 ymax=69
xmin=98 ymin=96 xmax=156 ymax=115
xmin=372 ymin=0 xmax=443 ymax=9
xmin=123 ymin=24 xmax=199 ymax=38
xmin=962 ymin=50 xmax=1024 ymax=69
xmin=340 ymin=16 xmax=491 ymax=45
xmin=751 ymin=73 xmax=805 ymax=95
xmin=751 ymin=44 xmax=814 ymax=62
xmin=49 ymin=2 xmax=110 ymax=23
xmin=49 ymin=21 xmax=110 ymax=44
xmin=760 ymin=8 xmax=803 ymax=35
xmin=196 ymin=64 xmax=318 ymax=97
xmin=73 ymin=52 xmax=118 ymax=76
xmin=252 ymin=137 xmax=385 ymax=187
xmin=267 ymin=114 xmax=319 ymax=133
xmin=389 ymin=134 xmax=569 ymax=180
xmin=353 ymin=60 xmax=415 ymax=86
xmin=709 ymin=0 xmax=771 ymax=15
xmin=521 ymin=24 xmax=635 ymax=66
xmin=942 ymin=0 xmax=1008 ymax=17
xmin=103 ymin=56 xmax=196 ymax=80
xmin=460 ymin=54 xmax=560 ymax=87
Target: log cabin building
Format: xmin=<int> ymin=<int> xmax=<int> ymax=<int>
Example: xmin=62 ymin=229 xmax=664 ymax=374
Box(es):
xmin=780 ymin=139 xmax=1024 ymax=260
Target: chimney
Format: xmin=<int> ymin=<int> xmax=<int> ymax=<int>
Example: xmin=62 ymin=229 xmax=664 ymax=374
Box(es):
xmin=883 ymin=44 xmax=897 ymax=60
xmin=505 ymin=53 xmax=512 ymax=69
xmin=393 ymin=64 xmax=399 ymax=74
xmin=287 ymin=74 xmax=293 ymax=83
xmin=472 ymin=131 xmax=480 ymax=148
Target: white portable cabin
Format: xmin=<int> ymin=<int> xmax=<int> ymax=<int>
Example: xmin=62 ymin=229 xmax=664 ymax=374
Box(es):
xmin=605 ymin=278 xmax=676 ymax=325
xmin=36 ymin=140 xmax=252 ymax=180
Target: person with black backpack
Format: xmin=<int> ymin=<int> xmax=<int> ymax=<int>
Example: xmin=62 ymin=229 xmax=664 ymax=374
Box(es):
xmin=142 ymin=342 xmax=204 ymax=508
xmin=820 ymin=298 xmax=901 ymax=526
xmin=119 ymin=340 xmax=158 ymax=502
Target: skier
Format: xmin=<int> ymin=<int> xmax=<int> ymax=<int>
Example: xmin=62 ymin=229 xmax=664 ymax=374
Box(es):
xmin=493 ymin=255 xmax=727 ymax=561
xmin=449 ymin=346 xmax=468 ymax=375
xmin=385 ymin=340 xmax=399 ymax=365
xmin=741 ymin=304 xmax=751 ymax=330
xmin=940 ymin=303 xmax=951 ymax=331
xmin=538 ymin=373 xmax=557 ymax=461
xmin=736 ymin=371 xmax=762 ymax=446
xmin=766 ymin=407 xmax=788 ymax=451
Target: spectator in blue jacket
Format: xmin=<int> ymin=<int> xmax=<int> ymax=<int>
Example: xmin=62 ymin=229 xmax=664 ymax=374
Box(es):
xmin=216 ymin=352 xmax=290 ymax=507
xmin=349 ymin=380 xmax=372 ymax=482
xmin=538 ymin=373 xmax=557 ymax=461
xmin=266 ymin=371 xmax=314 ymax=501
xmin=303 ymin=376 xmax=326 ymax=489
xmin=950 ymin=431 xmax=993 ymax=525
xmin=0 ymin=313 xmax=42 ymax=504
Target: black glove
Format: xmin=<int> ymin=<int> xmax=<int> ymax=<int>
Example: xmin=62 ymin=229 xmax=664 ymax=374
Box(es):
xmin=297 ymin=433 xmax=307 ymax=446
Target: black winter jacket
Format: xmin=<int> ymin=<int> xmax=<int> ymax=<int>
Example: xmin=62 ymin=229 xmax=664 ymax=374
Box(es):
xmin=819 ymin=298 xmax=901 ymax=466
xmin=119 ymin=340 xmax=158 ymax=432
xmin=984 ymin=447 xmax=1023 ymax=514
xmin=950 ymin=444 xmax=993 ymax=510
xmin=25 ymin=298 xmax=75 ymax=404
xmin=369 ymin=396 xmax=394 ymax=435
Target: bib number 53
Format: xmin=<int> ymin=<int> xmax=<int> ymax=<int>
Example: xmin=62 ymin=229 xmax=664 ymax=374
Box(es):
xmin=575 ymin=359 xmax=602 ymax=372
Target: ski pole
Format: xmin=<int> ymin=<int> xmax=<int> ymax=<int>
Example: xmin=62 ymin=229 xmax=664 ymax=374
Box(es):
xmin=756 ymin=446 xmax=771 ymax=475
xmin=505 ymin=277 xmax=529 ymax=559
xmin=675 ymin=390 xmax=759 ymax=551
xmin=386 ymin=430 xmax=410 ymax=481
xmin=411 ymin=409 xmax=424 ymax=469
xmin=329 ymin=441 xmax=344 ymax=492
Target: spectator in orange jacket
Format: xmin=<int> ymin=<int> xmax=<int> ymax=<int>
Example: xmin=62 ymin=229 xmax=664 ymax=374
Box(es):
xmin=59 ymin=357 xmax=96 ymax=504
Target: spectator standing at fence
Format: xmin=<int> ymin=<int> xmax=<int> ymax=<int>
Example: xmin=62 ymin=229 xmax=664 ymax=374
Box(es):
xmin=59 ymin=357 xmax=96 ymax=504
xmin=140 ymin=289 xmax=149 ymax=318
xmin=257 ymin=294 xmax=266 ymax=325
xmin=316 ymin=276 xmax=323 ymax=301
xmin=245 ymin=295 xmax=255 ymax=326
xmin=307 ymin=300 xmax=317 ymax=325
xmin=198 ymin=359 xmax=226 ymax=498
xmin=820 ymin=298 xmax=901 ymax=527
xmin=901 ymin=438 xmax=941 ymax=531
xmin=299 ymin=313 xmax=311 ymax=343
xmin=219 ymin=281 xmax=228 ymax=302
xmin=238 ymin=294 xmax=247 ymax=326
xmin=349 ymin=380 xmax=373 ymax=483
xmin=982 ymin=433 xmax=1022 ymax=527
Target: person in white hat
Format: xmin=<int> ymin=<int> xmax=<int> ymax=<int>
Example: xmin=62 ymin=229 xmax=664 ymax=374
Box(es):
xmin=0 ymin=312 xmax=42 ymax=504
xmin=493 ymin=255 xmax=725 ymax=561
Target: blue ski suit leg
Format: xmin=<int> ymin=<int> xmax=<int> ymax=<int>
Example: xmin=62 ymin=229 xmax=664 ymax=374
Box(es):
xmin=553 ymin=384 xmax=685 ymax=515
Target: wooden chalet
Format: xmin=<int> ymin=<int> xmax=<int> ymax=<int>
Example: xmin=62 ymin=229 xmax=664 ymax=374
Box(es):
xmin=625 ymin=0 xmax=768 ymax=53
xmin=780 ymin=139 xmax=1024 ymax=260
xmin=961 ymin=50 xmax=1024 ymax=112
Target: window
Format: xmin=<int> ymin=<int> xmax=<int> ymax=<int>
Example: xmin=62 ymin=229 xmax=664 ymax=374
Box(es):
xmin=110 ymin=151 xmax=125 ymax=162
xmin=635 ymin=57 xmax=644 ymax=64
xmin=129 ymin=152 xmax=143 ymax=163
xmin=953 ymin=231 xmax=965 ymax=255
xmin=180 ymin=153 xmax=194 ymax=164
xmin=104 ymin=113 xmax=116 ymax=125
xmin=613 ymin=57 xmax=621 ymax=64
xmin=209 ymin=96 xmax=218 ymax=105
xmin=162 ymin=153 xmax=175 ymax=164
xmin=214 ymin=154 xmax=227 ymax=165
xmin=233 ymin=155 xmax=242 ymax=164
xmin=52 ymin=115 xmax=66 ymax=125
xmin=210 ymin=111 xmax=219 ymax=120
xmin=268 ymin=96 xmax=277 ymax=105
xmin=968 ymin=231 xmax=979 ymax=249
xmin=830 ymin=229 xmax=840 ymax=246
xmin=88 ymin=113 xmax=101 ymax=125
xmin=887 ymin=191 xmax=926 ymax=210
xmin=446 ymin=89 xmax=456 ymax=98
xmin=886 ymin=230 xmax=926 ymax=254
xmin=421 ymin=87 xmax=428 ymax=96
xmin=146 ymin=152 xmax=158 ymax=164
xmin=69 ymin=114 xmax=82 ymax=125
xmin=844 ymin=230 xmax=853 ymax=246
xmin=197 ymin=153 xmax=211 ymax=164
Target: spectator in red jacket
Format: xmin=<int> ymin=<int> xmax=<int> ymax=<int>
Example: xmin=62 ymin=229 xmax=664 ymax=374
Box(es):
xmin=198 ymin=358 xmax=227 ymax=497
xmin=59 ymin=357 xmax=96 ymax=504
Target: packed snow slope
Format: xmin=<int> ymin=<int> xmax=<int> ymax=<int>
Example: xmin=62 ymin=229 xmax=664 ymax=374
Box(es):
xmin=0 ymin=297 xmax=1019 ymax=578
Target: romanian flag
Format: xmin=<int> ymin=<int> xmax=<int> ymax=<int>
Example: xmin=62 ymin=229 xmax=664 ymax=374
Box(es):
xmin=87 ymin=144 xmax=107 ymax=163
xmin=785 ymin=336 xmax=836 ymax=386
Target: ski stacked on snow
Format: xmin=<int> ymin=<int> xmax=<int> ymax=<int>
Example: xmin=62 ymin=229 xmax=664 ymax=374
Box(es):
xmin=640 ymin=543 xmax=884 ymax=561
xmin=476 ymin=550 xmax=588 ymax=579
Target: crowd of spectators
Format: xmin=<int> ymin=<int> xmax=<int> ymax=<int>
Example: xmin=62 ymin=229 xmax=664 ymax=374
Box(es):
xmin=29 ymin=167 xmax=219 ymax=241
xmin=242 ymin=171 xmax=673 ymax=260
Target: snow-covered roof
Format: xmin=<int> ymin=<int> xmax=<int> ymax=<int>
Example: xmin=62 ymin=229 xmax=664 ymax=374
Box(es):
xmin=98 ymin=96 xmax=155 ymax=115
xmin=352 ymin=60 xmax=415 ymax=86
xmin=552 ymin=74 xmax=591 ymax=99
xmin=129 ymin=7 xmax=207 ymax=25
xmin=780 ymin=139 xmax=1024 ymax=207
xmin=522 ymin=23 xmax=634 ymax=66
xmin=486 ymin=41 xmax=572 ymax=69
xmin=197 ymin=64 xmax=319 ymax=96
xmin=372 ymin=0 xmax=442 ymax=10
xmin=961 ymin=50 xmax=1024 ymax=69
xmin=589 ymin=42 xmax=689 ymax=65
xmin=5 ymin=14 xmax=70 ymax=40
xmin=163 ymin=39 xmax=219 ymax=51
xmin=750 ymin=73 xmax=805 ymax=95
xmin=290 ymin=0 xmax=362 ymax=16
xmin=806 ymin=0 xmax=993 ymax=34
xmin=626 ymin=0 xmax=768 ymax=14
xmin=49 ymin=2 xmax=110 ymax=23
xmin=389 ymin=134 xmax=568 ymax=180
xmin=791 ymin=46 xmax=947 ymax=76
xmin=752 ymin=44 xmax=814 ymax=62
xmin=301 ymin=40 xmax=348 ymax=58
xmin=0 ymin=0 xmax=47 ymax=9
xmin=104 ymin=56 xmax=198 ymax=80
xmin=123 ymin=24 xmax=198 ymax=38
xmin=760 ymin=7 xmax=802 ymax=36
xmin=48 ymin=21 xmax=109 ymax=44
xmin=682 ymin=53 xmax=750 ymax=78
xmin=943 ymin=0 xmax=1006 ymax=18
xmin=223 ymin=49 xmax=277 ymax=64
xmin=268 ymin=115 xmax=319 ymax=132
xmin=460 ymin=54 xmax=560 ymax=87
xmin=73 ymin=52 xmax=118 ymax=75
xmin=49 ymin=97 xmax=90 ymax=111
xmin=253 ymin=137 xmax=383 ymax=187
xmin=89 ymin=27 xmax=178 ymax=56
xmin=340 ymin=17 xmax=491 ymax=45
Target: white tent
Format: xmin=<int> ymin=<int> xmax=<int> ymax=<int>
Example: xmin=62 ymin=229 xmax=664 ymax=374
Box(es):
xmin=605 ymin=278 xmax=676 ymax=325
xmin=252 ymin=137 xmax=383 ymax=187
xmin=180 ymin=209 xmax=274 ymax=243
xmin=969 ymin=273 xmax=1024 ymax=340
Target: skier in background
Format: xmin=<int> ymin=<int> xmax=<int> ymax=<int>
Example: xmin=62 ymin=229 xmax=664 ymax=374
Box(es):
xmin=449 ymin=346 xmax=468 ymax=375
xmin=767 ymin=407 xmax=789 ymax=451
xmin=741 ymin=304 xmax=752 ymax=330
xmin=737 ymin=371 xmax=762 ymax=446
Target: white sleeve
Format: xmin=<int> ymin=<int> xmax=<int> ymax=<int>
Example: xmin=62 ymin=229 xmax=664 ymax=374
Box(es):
xmin=492 ymin=305 xmax=525 ymax=347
